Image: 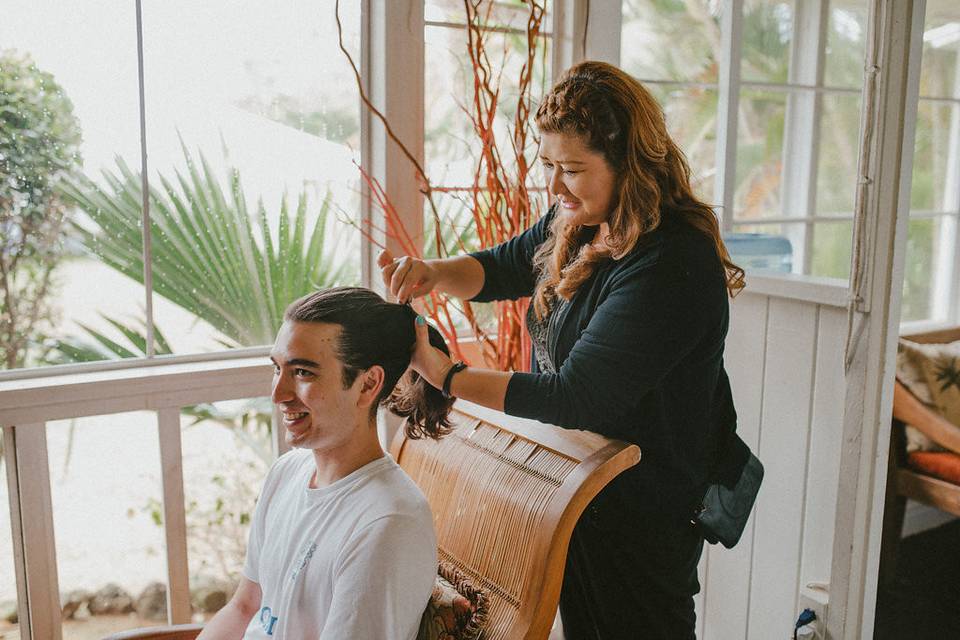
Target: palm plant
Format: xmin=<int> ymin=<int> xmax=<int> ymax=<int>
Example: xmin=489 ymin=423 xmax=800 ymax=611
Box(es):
xmin=58 ymin=142 xmax=351 ymax=350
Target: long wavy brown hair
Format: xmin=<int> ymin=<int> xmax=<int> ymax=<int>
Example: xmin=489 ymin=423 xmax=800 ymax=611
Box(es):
xmin=531 ymin=61 xmax=744 ymax=319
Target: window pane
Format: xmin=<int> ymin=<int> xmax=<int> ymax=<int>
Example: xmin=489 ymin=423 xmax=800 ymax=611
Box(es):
xmin=810 ymin=220 xmax=853 ymax=279
xmin=901 ymin=217 xmax=947 ymax=322
xmin=911 ymin=100 xmax=958 ymax=212
xmin=919 ymin=0 xmax=960 ymax=100
xmin=0 ymin=1 xmax=143 ymax=371
xmin=425 ymin=0 xmax=553 ymax=30
xmin=816 ymin=93 xmax=862 ymax=215
xmin=138 ymin=1 xmax=362 ymax=355
xmin=46 ymin=414 xmax=167 ymax=637
xmin=180 ymin=399 xmax=271 ymax=618
xmin=620 ymin=0 xmax=721 ymax=83
xmin=652 ymin=85 xmax=719 ymax=203
xmin=425 ymin=25 xmax=551 ymax=189
xmin=741 ymin=0 xmax=794 ymax=84
xmin=734 ymin=90 xmax=787 ymax=219
xmin=824 ymin=1 xmax=869 ymax=89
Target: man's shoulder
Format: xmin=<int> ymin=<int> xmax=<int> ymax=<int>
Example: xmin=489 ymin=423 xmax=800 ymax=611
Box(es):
xmin=355 ymin=457 xmax=432 ymax=517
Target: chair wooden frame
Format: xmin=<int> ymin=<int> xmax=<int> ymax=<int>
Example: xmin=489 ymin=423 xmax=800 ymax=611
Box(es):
xmin=102 ymin=400 xmax=640 ymax=640
xmin=879 ymin=327 xmax=960 ymax=587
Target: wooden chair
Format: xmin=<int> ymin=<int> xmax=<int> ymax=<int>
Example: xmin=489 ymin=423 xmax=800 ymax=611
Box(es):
xmin=879 ymin=326 xmax=960 ymax=587
xmin=103 ymin=400 xmax=640 ymax=640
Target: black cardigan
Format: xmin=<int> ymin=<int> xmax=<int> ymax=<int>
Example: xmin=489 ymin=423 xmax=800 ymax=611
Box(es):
xmin=468 ymin=206 xmax=738 ymax=523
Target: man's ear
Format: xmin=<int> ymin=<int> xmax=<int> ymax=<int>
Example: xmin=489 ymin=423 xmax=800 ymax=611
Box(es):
xmin=357 ymin=365 xmax=385 ymax=407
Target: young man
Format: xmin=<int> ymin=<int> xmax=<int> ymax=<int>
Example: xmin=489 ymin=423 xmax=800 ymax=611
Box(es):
xmin=199 ymin=288 xmax=450 ymax=639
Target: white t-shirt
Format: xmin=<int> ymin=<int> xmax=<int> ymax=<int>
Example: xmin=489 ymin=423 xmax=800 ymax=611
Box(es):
xmin=241 ymin=450 xmax=437 ymax=639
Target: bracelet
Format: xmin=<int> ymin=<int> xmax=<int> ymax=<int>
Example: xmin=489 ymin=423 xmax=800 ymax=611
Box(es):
xmin=441 ymin=361 xmax=467 ymax=399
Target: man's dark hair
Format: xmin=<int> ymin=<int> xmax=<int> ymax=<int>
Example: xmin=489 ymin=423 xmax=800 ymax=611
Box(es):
xmin=284 ymin=286 xmax=454 ymax=440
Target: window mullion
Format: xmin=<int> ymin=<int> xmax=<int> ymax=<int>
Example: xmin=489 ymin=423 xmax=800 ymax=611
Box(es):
xmin=781 ymin=0 xmax=828 ymax=275
xmin=715 ymin=0 xmax=744 ymax=233
xmin=135 ymin=0 xmax=155 ymax=357
xmin=360 ymin=0 xmax=424 ymax=294
xmin=552 ymin=0 xmax=587 ymax=79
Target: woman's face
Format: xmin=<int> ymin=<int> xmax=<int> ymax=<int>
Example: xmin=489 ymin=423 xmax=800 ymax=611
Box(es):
xmin=539 ymin=131 xmax=618 ymax=228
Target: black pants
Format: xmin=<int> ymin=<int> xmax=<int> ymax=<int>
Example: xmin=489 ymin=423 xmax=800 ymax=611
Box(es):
xmin=558 ymin=488 xmax=704 ymax=640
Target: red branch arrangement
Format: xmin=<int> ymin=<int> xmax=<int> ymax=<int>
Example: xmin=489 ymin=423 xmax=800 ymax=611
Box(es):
xmin=335 ymin=0 xmax=546 ymax=372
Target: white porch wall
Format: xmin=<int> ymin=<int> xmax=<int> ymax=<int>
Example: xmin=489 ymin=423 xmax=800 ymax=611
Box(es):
xmin=694 ymin=287 xmax=847 ymax=639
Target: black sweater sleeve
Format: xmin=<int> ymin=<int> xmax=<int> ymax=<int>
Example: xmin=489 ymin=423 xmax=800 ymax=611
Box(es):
xmin=467 ymin=207 xmax=556 ymax=302
xmin=503 ymin=239 xmax=726 ymax=434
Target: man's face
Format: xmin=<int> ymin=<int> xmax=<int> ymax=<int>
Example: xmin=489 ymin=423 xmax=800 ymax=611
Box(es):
xmin=269 ymin=321 xmax=367 ymax=451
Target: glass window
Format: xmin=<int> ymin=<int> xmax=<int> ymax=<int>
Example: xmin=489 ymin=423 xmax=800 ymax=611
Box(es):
xmin=137 ymin=0 xmax=362 ymax=355
xmin=46 ymin=414 xmax=167 ymax=638
xmin=423 ymin=4 xmax=552 ymax=341
xmin=621 ymin=0 xmax=721 ymax=84
xmin=1 ymin=1 xmax=364 ymax=372
xmin=734 ymin=90 xmax=788 ymax=220
xmin=901 ymin=217 xmax=948 ymax=322
xmin=901 ymin=0 xmax=960 ymax=324
xmin=816 ymin=93 xmax=862 ymax=215
xmin=741 ymin=0 xmax=794 ymax=84
xmin=911 ymin=100 xmax=957 ymax=212
xmin=824 ymin=0 xmax=869 ymax=89
xmin=919 ymin=0 xmax=960 ymax=100
xmin=0 ymin=1 xmax=142 ymax=371
xmin=810 ymin=220 xmax=853 ymax=279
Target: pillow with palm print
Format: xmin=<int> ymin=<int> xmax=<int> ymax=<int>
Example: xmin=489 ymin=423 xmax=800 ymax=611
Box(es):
xmin=897 ymin=339 xmax=960 ymax=451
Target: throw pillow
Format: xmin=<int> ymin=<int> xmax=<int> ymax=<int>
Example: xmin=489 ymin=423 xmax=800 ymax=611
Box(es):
xmin=896 ymin=339 xmax=960 ymax=451
xmin=418 ymin=562 xmax=489 ymax=640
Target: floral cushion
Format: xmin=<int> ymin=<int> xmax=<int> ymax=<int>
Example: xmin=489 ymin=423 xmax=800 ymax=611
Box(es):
xmin=418 ymin=562 xmax=489 ymax=640
xmin=896 ymin=339 xmax=960 ymax=451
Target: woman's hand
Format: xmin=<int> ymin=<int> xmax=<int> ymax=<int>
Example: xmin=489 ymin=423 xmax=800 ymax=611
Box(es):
xmin=377 ymin=249 xmax=440 ymax=304
xmin=411 ymin=315 xmax=456 ymax=389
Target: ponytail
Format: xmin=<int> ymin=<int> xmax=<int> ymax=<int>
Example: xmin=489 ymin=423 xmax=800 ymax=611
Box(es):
xmin=386 ymin=322 xmax=455 ymax=440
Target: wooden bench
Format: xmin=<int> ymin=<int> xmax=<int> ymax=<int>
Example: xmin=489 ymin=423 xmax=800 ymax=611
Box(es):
xmin=879 ymin=327 xmax=960 ymax=587
xmin=104 ymin=400 xmax=641 ymax=640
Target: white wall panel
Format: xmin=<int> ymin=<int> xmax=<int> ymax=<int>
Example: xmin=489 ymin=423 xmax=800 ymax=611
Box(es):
xmin=747 ymin=298 xmax=818 ymax=638
xmin=799 ymin=307 xmax=847 ymax=591
xmin=703 ymin=292 xmax=769 ymax=640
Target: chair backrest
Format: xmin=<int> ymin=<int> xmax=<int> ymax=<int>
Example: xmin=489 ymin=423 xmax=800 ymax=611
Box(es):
xmin=390 ymin=400 xmax=641 ymax=640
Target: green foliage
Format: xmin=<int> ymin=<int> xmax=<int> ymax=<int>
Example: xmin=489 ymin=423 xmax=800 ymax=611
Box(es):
xmin=45 ymin=312 xmax=173 ymax=364
xmin=901 ymin=219 xmax=935 ymax=322
xmin=58 ymin=142 xmax=352 ymax=348
xmin=0 ymin=49 xmax=83 ymax=368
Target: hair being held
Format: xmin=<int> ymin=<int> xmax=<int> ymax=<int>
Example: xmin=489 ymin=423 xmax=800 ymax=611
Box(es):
xmin=285 ymin=287 xmax=454 ymax=440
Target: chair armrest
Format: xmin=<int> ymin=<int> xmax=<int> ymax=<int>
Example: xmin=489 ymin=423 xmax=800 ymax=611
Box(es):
xmin=893 ymin=380 xmax=960 ymax=455
xmin=102 ymin=624 xmax=203 ymax=640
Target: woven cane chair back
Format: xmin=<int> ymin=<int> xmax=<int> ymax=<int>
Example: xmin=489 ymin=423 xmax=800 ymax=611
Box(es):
xmin=390 ymin=400 xmax=641 ymax=640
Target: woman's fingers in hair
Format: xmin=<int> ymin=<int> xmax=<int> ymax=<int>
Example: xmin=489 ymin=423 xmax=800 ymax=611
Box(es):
xmin=396 ymin=258 xmax=438 ymax=304
xmin=377 ymin=249 xmax=398 ymax=292
xmin=411 ymin=315 xmax=451 ymax=389
xmin=378 ymin=250 xmax=438 ymax=303
xmin=390 ymin=256 xmax=416 ymax=302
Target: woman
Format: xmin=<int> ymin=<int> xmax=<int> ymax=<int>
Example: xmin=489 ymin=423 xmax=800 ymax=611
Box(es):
xmin=379 ymin=61 xmax=744 ymax=639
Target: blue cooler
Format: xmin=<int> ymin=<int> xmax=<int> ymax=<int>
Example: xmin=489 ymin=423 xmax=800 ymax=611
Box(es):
xmin=722 ymin=233 xmax=793 ymax=273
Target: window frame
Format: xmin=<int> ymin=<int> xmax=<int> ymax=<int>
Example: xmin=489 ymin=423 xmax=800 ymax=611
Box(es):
xmin=616 ymin=0 xmax=960 ymax=328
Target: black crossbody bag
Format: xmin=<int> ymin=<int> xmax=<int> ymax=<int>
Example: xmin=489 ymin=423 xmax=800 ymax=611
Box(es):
xmin=693 ymin=433 xmax=764 ymax=549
